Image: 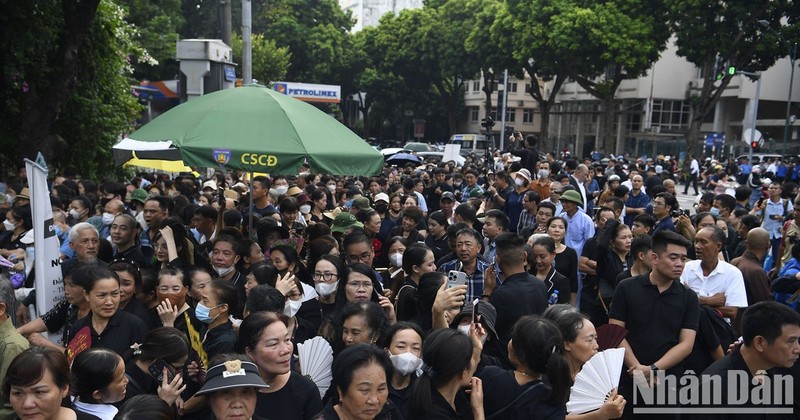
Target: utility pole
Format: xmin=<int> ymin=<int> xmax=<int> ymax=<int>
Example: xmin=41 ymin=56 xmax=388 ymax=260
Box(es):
xmin=219 ymin=0 xmax=232 ymax=47
xmin=242 ymin=0 xmax=252 ymax=84
xmin=499 ymin=69 xmax=509 ymax=151
xmin=740 ymin=71 xmax=762 ymax=165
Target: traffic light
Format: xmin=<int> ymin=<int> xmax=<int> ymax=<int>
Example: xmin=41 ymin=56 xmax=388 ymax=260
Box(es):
xmin=727 ymin=66 xmax=736 ymax=76
xmin=714 ymin=55 xmax=724 ymax=80
xmin=481 ymin=116 xmax=495 ymax=129
xmin=751 ymin=140 xmax=759 ymax=150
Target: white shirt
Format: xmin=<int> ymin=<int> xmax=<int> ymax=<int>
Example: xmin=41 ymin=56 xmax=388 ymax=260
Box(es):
xmin=681 ymin=259 xmax=748 ymax=321
xmin=72 ymin=399 xmax=118 ymax=420
xmin=690 ymin=159 xmax=700 ymax=175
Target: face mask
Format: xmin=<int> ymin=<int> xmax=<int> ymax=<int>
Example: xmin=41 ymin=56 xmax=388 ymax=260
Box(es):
xmin=54 ymin=225 xmax=62 ymax=237
xmin=710 ymin=207 xmax=720 ymax=216
xmin=457 ymin=324 xmax=470 ymax=336
xmin=374 ymin=203 xmax=388 ymax=214
xmin=390 ymin=352 xmax=423 ymax=376
xmin=157 ymin=290 xmax=187 ymax=309
xmin=69 ymin=209 xmax=83 ymax=220
xmin=515 ymin=178 xmax=525 ymax=187
xmin=214 ymin=265 xmax=235 ymax=278
xmin=195 ymin=302 xmax=220 ymax=324
xmin=538 ymin=169 xmax=549 ymax=179
xmin=275 ymin=186 xmax=288 ymax=196
xmin=389 ymin=253 xmax=403 ymax=268
xmin=327 ymin=184 xmax=337 ymax=193
xmin=2 ymin=220 xmax=14 ymax=231
xmin=315 ymin=281 xmax=338 ymax=297
xmin=102 ymin=212 xmax=115 ymax=226
xmin=299 ymin=204 xmax=311 ymax=215
xmin=283 ymin=299 xmax=302 ymax=318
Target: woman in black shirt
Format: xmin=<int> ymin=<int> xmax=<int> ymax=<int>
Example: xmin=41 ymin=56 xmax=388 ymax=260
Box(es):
xmin=394 ymin=245 xmax=437 ymax=322
xmin=528 ymin=237 xmax=571 ymax=305
xmin=546 ymin=217 xmax=579 ymax=303
xmin=123 ymin=327 xmax=188 ymax=408
xmin=425 ymin=211 xmax=450 ymax=262
xmin=479 ymin=316 xmax=569 ymax=420
xmin=380 ymin=322 xmax=424 ymax=419
xmin=236 ymin=311 xmax=322 ymax=420
xmin=580 ymin=220 xmax=632 ymax=327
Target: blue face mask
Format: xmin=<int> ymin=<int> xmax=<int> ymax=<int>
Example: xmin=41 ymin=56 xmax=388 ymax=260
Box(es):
xmin=710 ymin=207 xmax=720 ymax=217
xmin=195 ymin=302 xmax=221 ymax=324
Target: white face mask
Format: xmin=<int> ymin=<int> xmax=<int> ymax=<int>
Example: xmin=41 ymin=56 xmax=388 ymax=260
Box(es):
xmin=272 ymin=186 xmax=288 ymax=196
xmin=327 ymin=184 xmax=337 ymax=193
xmin=515 ymin=178 xmax=525 ymax=187
xmin=3 ymin=220 xmax=15 ymax=231
xmin=389 ymin=253 xmax=403 ymax=268
xmin=390 ymin=352 xmax=423 ymax=376
xmin=315 ymin=281 xmax=337 ymax=297
xmin=69 ymin=209 xmax=82 ymax=219
xmin=299 ymin=204 xmax=311 ymax=215
xmin=102 ymin=212 xmax=115 ymax=226
xmin=214 ymin=265 xmax=235 ymax=278
xmin=538 ymin=169 xmax=549 ymax=179
xmin=283 ymin=299 xmax=302 ymax=318
xmin=457 ymin=324 xmax=486 ymax=343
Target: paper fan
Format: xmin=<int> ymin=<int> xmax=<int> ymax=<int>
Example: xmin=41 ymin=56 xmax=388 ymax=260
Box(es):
xmin=297 ymin=336 xmax=333 ymax=398
xmin=566 ymin=348 xmax=626 ymax=414
xmin=596 ymin=323 xmax=628 ymax=351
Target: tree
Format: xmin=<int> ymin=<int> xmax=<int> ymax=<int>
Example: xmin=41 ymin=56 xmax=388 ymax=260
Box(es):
xmin=494 ymin=0 xmax=573 ymax=153
xmin=256 ymin=0 xmax=354 ymax=83
xmin=0 ymin=0 xmax=146 ymax=178
xmin=667 ymin=0 xmax=796 ymax=155
xmin=119 ymin=0 xmax=184 ymax=80
xmin=230 ymin=33 xmax=290 ymax=84
xmin=553 ymin=0 xmax=668 ymax=154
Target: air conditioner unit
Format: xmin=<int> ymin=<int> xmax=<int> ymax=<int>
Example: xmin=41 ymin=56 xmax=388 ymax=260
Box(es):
xmin=517 ymin=100 xmax=524 ymax=106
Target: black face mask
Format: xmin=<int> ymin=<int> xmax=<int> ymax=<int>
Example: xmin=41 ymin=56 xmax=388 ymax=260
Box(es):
xmin=374 ymin=204 xmax=388 ymax=214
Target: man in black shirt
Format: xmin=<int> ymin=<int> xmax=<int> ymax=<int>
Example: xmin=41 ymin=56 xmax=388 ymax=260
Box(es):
xmin=110 ymin=214 xmax=147 ymax=268
xmin=609 ymin=230 xmax=699 ymax=418
xmin=482 ymin=232 xmax=548 ymax=344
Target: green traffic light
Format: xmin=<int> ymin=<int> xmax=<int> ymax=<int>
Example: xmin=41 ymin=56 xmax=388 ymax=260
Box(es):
xmin=728 ymin=66 xmax=735 ymax=75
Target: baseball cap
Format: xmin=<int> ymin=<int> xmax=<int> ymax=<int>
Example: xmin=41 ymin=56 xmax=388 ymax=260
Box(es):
xmin=441 ymin=192 xmax=456 ymax=202
xmin=331 ymin=213 xmax=364 ymax=234
xmin=374 ymin=193 xmax=390 ymax=203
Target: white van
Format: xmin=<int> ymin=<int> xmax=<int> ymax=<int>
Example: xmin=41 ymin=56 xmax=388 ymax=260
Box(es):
xmin=448 ymin=134 xmax=489 ymax=155
xmin=735 ymin=154 xmax=782 ymax=164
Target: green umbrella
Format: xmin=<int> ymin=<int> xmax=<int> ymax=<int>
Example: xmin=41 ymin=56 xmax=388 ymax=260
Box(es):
xmin=115 ymin=85 xmax=384 ymax=176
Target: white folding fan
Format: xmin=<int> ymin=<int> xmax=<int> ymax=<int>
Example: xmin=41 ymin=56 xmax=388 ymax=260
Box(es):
xmin=297 ymin=336 xmax=334 ymax=398
xmin=566 ymin=347 xmax=626 ymax=414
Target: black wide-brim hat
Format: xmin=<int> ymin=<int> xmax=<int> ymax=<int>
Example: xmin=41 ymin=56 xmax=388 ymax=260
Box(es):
xmin=195 ymin=360 xmax=269 ymax=395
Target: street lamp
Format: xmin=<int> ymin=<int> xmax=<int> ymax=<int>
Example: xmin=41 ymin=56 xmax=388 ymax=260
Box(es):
xmin=758 ymin=20 xmax=796 ymax=157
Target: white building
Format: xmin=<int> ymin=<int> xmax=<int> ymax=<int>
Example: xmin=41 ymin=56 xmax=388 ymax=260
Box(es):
xmin=340 ymin=0 xmax=423 ymax=32
xmin=461 ymin=38 xmax=800 ymax=159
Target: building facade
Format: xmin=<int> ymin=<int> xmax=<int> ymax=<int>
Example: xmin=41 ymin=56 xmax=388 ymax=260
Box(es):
xmin=340 ymin=0 xmax=424 ymax=32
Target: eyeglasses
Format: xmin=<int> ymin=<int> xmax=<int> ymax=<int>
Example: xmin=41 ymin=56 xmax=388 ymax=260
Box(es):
xmin=313 ymin=272 xmax=338 ymax=281
xmin=346 ymin=281 xmax=373 ymax=290
xmin=347 ymin=253 xmax=371 ymax=264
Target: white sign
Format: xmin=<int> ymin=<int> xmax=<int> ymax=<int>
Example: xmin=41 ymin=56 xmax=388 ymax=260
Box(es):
xmin=272 ymin=81 xmax=341 ymax=103
xmin=443 ymin=144 xmax=461 ymax=164
xmin=26 ymin=157 xmax=62 ymax=343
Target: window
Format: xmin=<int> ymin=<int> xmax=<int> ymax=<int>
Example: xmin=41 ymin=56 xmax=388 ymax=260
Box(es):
xmin=651 ymin=100 xmax=691 ymax=131
xmin=626 ymin=113 xmax=641 ymax=131
xmin=490 ymin=107 xmax=497 ymax=120
xmin=509 ymin=82 xmax=518 ymax=93
xmin=524 ymin=83 xmax=531 ymax=94
xmin=472 ymin=80 xmax=480 ymax=91
xmin=470 ymin=107 xmax=479 ymax=122
xmin=523 ymin=109 xmax=535 ymax=123
xmin=506 ymin=108 xmax=516 ymax=122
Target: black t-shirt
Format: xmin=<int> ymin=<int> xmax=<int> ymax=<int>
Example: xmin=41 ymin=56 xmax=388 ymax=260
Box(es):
xmin=425 ymin=234 xmax=450 ymax=263
xmin=202 ymin=321 xmax=237 ymax=360
xmin=69 ymin=310 xmax=148 ymax=356
xmin=254 ymin=371 xmax=322 ymax=420
xmin=478 ymin=366 xmax=565 ymax=420
xmin=608 ymin=274 xmax=700 ymax=372
xmin=414 ymin=387 xmax=474 ymax=420
xmin=554 ymin=247 xmax=578 ymax=294
xmin=121 ymin=297 xmax=155 ymax=329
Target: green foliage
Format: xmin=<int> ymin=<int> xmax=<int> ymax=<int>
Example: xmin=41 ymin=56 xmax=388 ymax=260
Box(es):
xmin=257 ymin=0 xmax=354 ymax=83
xmin=118 ymin=0 xmax=184 ymax=80
xmin=230 ymin=33 xmax=291 ymax=84
xmin=54 ymin=0 xmax=145 ymax=178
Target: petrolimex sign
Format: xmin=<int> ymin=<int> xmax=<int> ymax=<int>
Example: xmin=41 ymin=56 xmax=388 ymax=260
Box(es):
xmin=272 ymin=81 xmax=341 ymax=103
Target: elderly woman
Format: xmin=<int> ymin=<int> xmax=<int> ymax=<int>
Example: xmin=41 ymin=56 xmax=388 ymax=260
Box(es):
xmin=195 ymin=354 xmax=270 ymax=420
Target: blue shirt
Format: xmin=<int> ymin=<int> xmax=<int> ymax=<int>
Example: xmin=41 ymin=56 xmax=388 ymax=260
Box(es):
xmin=624 ymin=190 xmax=650 ymax=226
xmin=760 ymin=198 xmax=793 ymax=239
xmin=778 ymin=258 xmax=800 ymax=278
xmin=438 ymin=258 xmax=491 ymax=303
xmin=560 ymin=209 xmax=595 ymax=258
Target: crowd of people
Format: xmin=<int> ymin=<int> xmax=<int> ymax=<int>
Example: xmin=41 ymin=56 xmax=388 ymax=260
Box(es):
xmin=0 ymin=135 xmax=797 ymax=420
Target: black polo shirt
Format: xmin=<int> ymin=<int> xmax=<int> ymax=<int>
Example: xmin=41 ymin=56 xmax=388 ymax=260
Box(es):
xmin=69 ymin=310 xmax=148 ymax=356
xmin=608 ymin=274 xmax=700 ymax=372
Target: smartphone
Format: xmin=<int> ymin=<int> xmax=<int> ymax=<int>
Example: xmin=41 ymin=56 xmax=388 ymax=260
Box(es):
xmin=682 ymin=209 xmax=690 ymax=216
xmin=149 ymin=359 xmax=177 ymax=384
xmin=447 ymin=270 xmax=468 ymax=289
xmin=471 ymin=299 xmax=480 ymax=324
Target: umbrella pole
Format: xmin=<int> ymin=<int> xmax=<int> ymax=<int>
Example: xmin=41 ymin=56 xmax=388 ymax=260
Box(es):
xmin=248 ymin=171 xmax=255 ymax=240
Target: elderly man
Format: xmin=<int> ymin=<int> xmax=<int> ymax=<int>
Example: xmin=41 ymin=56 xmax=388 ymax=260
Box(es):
xmin=559 ymin=189 xmax=595 ymax=259
xmin=0 ymin=279 xmax=29 ymax=418
xmin=681 ymin=227 xmax=747 ymax=323
xmin=569 ymin=164 xmax=591 ymax=213
xmin=731 ymin=227 xmax=773 ymax=306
